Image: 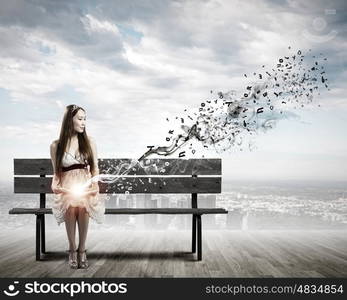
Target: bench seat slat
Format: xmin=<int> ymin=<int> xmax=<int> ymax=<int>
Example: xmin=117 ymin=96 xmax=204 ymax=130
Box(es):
xmin=9 ymin=208 xmax=228 ymax=215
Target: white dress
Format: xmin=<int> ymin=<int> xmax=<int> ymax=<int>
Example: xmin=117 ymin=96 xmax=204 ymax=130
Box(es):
xmin=52 ymin=151 xmax=105 ymax=226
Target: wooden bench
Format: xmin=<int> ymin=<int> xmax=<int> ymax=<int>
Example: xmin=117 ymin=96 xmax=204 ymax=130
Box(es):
xmin=9 ymin=158 xmax=227 ymax=261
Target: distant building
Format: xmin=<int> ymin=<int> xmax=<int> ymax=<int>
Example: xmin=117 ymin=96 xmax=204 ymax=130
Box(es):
xmin=199 ymin=194 xmax=217 ymax=229
xmin=157 ymin=195 xmax=171 ymax=230
xmin=226 ymin=208 xmax=243 ymax=229
xmin=144 ymin=193 xmax=158 ymax=229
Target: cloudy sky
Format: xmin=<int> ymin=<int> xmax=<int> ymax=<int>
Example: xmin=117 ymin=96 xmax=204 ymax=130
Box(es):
xmin=0 ymin=0 xmax=346 ymax=184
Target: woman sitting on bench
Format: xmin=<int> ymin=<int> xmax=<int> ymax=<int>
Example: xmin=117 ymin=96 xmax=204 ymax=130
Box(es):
xmin=50 ymin=104 xmax=105 ymax=269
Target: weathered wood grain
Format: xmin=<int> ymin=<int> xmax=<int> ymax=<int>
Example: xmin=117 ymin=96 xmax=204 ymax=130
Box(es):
xmin=14 ymin=158 xmax=221 ymax=176
xmin=14 ymin=176 xmax=221 ymax=194
xmin=1 ymin=230 xmax=346 ymax=278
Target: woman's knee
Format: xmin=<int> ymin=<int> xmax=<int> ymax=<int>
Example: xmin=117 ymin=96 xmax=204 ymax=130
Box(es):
xmin=66 ymin=206 xmax=77 ymax=216
xmin=77 ymin=207 xmax=87 ymax=215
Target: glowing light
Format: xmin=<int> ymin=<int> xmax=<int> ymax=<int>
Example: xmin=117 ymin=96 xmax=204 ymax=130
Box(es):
xmin=71 ymin=184 xmax=85 ymax=196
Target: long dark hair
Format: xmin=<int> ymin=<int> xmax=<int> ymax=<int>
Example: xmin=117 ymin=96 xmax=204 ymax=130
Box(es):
xmin=55 ymin=104 xmax=95 ymax=183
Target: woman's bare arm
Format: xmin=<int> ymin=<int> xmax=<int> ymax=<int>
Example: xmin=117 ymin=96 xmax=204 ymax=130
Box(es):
xmin=50 ymin=140 xmax=69 ymax=194
xmin=87 ymin=136 xmax=100 ymax=195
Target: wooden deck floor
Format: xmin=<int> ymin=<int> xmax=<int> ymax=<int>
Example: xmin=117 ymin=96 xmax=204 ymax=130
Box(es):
xmin=0 ymin=229 xmax=346 ymax=278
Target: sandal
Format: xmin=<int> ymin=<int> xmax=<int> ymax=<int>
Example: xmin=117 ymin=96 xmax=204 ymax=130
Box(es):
xmin=77 ymin=249 xmax=89 ymax=269
xmin=68 ymin=250 xmax=78 ymax=269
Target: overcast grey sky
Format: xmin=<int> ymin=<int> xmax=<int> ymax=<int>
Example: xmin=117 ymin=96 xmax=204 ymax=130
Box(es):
xmin=0 ymin=0 xmax=346 ymax=183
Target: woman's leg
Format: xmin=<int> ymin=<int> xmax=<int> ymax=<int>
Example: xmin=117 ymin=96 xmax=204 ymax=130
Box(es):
xmin=77 ymin=207 xmax=89 ymax=251
xmin=65 ymin=206 xmax=78 ymax=250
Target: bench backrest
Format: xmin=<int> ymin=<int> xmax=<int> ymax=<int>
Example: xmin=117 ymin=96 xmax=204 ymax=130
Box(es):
xmin=14 ymin=158 xmax=221 ymax=194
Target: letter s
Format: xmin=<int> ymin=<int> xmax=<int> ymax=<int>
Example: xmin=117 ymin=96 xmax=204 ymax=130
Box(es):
xmin=118 ymin=283 xmax=127 ymax=293
xmin=25 ymin=283 xmax=33 ymax=294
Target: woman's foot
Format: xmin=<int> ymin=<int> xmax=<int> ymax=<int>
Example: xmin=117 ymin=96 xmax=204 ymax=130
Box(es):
xmin=68 ymin=250 xmax=78 ymax=269
xmin=77 ymin=249 xmax=89 ymax=269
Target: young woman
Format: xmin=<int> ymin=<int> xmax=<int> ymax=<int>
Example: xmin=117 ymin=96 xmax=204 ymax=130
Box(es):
xmin=50 ymin=104 xmax=105 ymax=269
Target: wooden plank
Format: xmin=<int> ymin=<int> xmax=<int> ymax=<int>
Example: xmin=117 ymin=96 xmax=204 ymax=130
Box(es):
xmin=14 ymin=158 xmax=221 ymax=175
xmin=14 ymin=176 xmax=221 ymax=194
xmin=14 ymin=159 xmax=51 ymax=175
xmin=99 ymin=158 xmax=222 ymax=176
xmin=9 ymin=208 xmax=228 ymax=215
xmin=1 ymin=230 xmax=347 ymax=277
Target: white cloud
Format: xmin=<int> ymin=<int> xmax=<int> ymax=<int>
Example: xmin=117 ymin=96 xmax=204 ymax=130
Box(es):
xmin=81 ymin=14 xmax=120 ymax=36
xmin=0 ymin=0 xmax=346 ymax=182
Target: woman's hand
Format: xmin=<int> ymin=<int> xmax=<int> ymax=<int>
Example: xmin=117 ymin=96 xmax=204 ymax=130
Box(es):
xmin=51 ymin=174 xmax=71 ymax=195
xmin=59 ymin=187 xmax=71 ymax=194
xmin=83 ymin=188 xmax=99 ymax=197
xmin=51 ymin=183 xmax=62 ymax=194
xmin=51 ymin=179 xmax=71 ymax=195
xmin=52 ymin=186 xmax=71 ymax=194
xmin=87 ymin=182 xmax=99 ymax=197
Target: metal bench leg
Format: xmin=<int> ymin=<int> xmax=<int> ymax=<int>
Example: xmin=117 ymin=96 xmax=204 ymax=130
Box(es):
xmin=36 ymin=215 xmax=42 ymax=261
xmin=41 ymin=215 xmax=46 ymax=253
xmin=197 ymin=215 xmax=202 ymax=261
xmin=192 ymin=214 xmax=196 ymax=253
